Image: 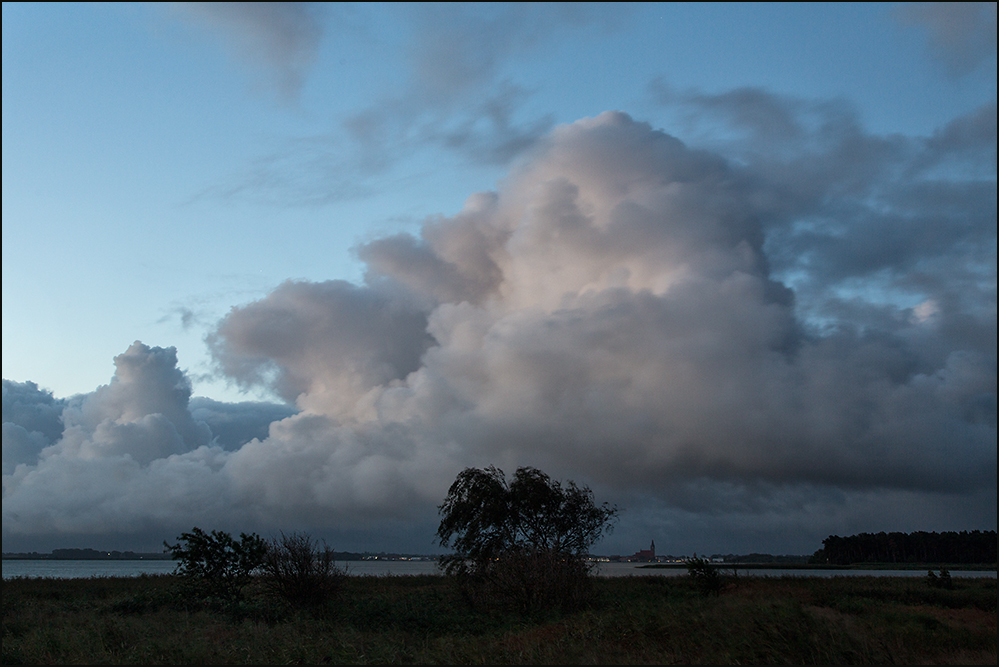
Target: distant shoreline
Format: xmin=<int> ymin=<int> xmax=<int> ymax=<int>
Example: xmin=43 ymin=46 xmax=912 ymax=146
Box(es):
xmin=638 ymin=562 xmax=999 ymax=571
xmin=5 ymin=552 xmax=994 ymax=571
xmin=2 ymin=553 xmax=173 ymax=561
xmin=1 ymin=551 xmax=439 ymax=562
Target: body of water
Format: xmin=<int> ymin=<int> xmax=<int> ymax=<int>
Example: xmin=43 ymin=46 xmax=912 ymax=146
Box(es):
xmin=2 ymin=559 xmax=179 ymax=579
xmin=596 ymin=563 xmax=995 ymax=578
xmin=3 ymin=559 xmax=995 ymax=579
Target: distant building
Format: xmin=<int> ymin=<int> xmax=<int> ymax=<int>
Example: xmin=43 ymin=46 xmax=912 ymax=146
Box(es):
xmin=627 ymin=540 xmax=656 ymax=562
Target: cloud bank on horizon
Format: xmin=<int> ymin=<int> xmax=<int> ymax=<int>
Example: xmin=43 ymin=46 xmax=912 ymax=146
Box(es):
xmin=5 ymin=102 xmax=995 ymax=552
xmin=2 ymin=3 xmax=995 ymax=555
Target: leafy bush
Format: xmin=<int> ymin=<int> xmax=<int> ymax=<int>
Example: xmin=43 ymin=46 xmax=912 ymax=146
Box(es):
xmin=437 ymin=465 xmax=617 ymax=614
xmin=261 ymin=532 xmax=347 ymax=609
xmin=686 ymin=554 xmax=722 ymax=596
xmin=925 ymin=567 xmax=954 ymax=589
xmin=485 ymin=547 xmax=595 ymax=614
xmin=164 ymin=527 xmax=267 ymax=604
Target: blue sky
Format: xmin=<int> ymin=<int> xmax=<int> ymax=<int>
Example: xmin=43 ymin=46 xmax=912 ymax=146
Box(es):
xmin=2 ymin=3 xmax=996 ymax=556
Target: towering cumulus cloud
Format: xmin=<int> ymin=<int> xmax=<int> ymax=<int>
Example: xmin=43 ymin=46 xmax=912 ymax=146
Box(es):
xmin=3 ymin=110 xmax=995 ymax=551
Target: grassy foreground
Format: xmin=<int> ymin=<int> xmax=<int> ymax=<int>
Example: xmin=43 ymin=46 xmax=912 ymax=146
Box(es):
xmin=3 ymin=572 xmax=996 ymax=664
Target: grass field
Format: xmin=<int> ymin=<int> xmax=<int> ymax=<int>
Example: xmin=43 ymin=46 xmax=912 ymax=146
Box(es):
xmin=3 ymin=571 xmax=996 ymax=664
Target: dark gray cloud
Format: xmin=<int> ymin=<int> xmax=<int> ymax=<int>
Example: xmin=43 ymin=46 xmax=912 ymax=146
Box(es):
xmin=652 ymin=84 xmax=996 ymax=351
xmin=3 ymin=106 xmax=994 ymax=554
xmin=2 ymin=380 xmax=67 ymax=446
xmin=188 ymin=397 xmax=297 ymax=450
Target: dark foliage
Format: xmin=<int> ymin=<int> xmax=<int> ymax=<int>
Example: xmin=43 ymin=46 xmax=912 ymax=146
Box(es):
xmin=686 ymin=554 xmax=722 ymax=596
xmin=436 ymin=465 xmax=617 ymax=613
xmin=261 ymin=531 xmax=347 ymax=609
xmin=164 ymin=527 xmax=267 ymax=604
xmin=926 ymin=568 xmax=954 ymax=589
xmin=811 ymin=530 xmax=997 ymax=565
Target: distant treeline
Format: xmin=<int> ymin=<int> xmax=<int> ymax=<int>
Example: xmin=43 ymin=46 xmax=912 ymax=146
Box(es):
xmin=811 ymin=530 xmax=997 ymax=565
xmin=2 ymin=548 xmax=436 ymax=562
xmin=721 ymin=553 xmax=810 ymax=564
xmin=2 ymin=549 xmax=172 ymax=561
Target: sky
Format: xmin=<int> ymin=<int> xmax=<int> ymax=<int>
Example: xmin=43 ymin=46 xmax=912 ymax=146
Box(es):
xmin=2 ymin=2 xmax=996 ymax=557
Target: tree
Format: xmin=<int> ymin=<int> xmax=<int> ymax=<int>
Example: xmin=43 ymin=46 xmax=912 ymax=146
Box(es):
xmin=164 ymin=527 xmax=267 ymax=603
xmin=436 ymin=465 xmax=618 ymax=612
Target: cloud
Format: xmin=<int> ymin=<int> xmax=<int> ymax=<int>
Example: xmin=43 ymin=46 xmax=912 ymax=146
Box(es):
xmin=652 ymin=83 xmax=996 ymax=333
xmin=173 ymin=2 xmax=325 ymax=100
xmin=188 ymin=397 xmax=297 ymax=451
xmin=326 ymin=5 xmax=627 ymax=178
xmin=183 ymin=4 xmax=633 ymax=206
xmin=197 ymin=107 xmax=997 ymax=504
xmin=895 ymin=2 xmax=998 ymax=77
xmin=2 ymin=380 xmax=67 ymax=446
xmin=158 ymin=305 xmax=204 ymax=331
xmin=3 ymin=108 xmax=995 ymax=552
xmin=207 ymin=279 xmax=435 ymax=418
xmin=42 ymin=343 xmax=212 ymax=465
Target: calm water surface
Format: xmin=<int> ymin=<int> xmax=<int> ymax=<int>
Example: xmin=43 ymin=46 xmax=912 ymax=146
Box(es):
xmin=3 ymin=559 xmax=995 ymax=579
xmin=595 ymin=563 xmax=995 ymax=578
xmin=2 ymin=559 xmax=179 ymax=579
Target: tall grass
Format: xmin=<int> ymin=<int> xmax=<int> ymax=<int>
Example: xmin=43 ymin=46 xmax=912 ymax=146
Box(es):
xmin=3 ymin=572 xmax=995 ymax=664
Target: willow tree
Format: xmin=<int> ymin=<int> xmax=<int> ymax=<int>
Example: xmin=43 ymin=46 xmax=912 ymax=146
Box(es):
xmin=436 ymin=466 xmax=618 ymax=612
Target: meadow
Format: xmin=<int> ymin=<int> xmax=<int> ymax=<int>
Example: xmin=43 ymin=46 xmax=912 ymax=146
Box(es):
xmin=2 ymin=571 xmax=995 ymax=664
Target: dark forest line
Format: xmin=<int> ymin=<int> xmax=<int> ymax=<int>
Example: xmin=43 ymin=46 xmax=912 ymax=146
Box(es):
xmin=811 ymin=530 xmax=997 ymax=566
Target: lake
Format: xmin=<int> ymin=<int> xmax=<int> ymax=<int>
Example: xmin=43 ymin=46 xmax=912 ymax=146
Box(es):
xmin=3 ymin=559 xmax=995 ymax=579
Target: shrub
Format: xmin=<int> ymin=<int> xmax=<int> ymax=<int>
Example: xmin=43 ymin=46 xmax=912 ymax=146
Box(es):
xmin=925 ymin=568 xmax=954 ymax=589
xmin=261 ymin=532 xmax=347 ymax=609
xmin=486 ymin=547 xmax=594 ymax=614
xmin=686 ymin=554 xmax=722 ymax=596
xmin=164 ymin=527 xmax=267 ymax=604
